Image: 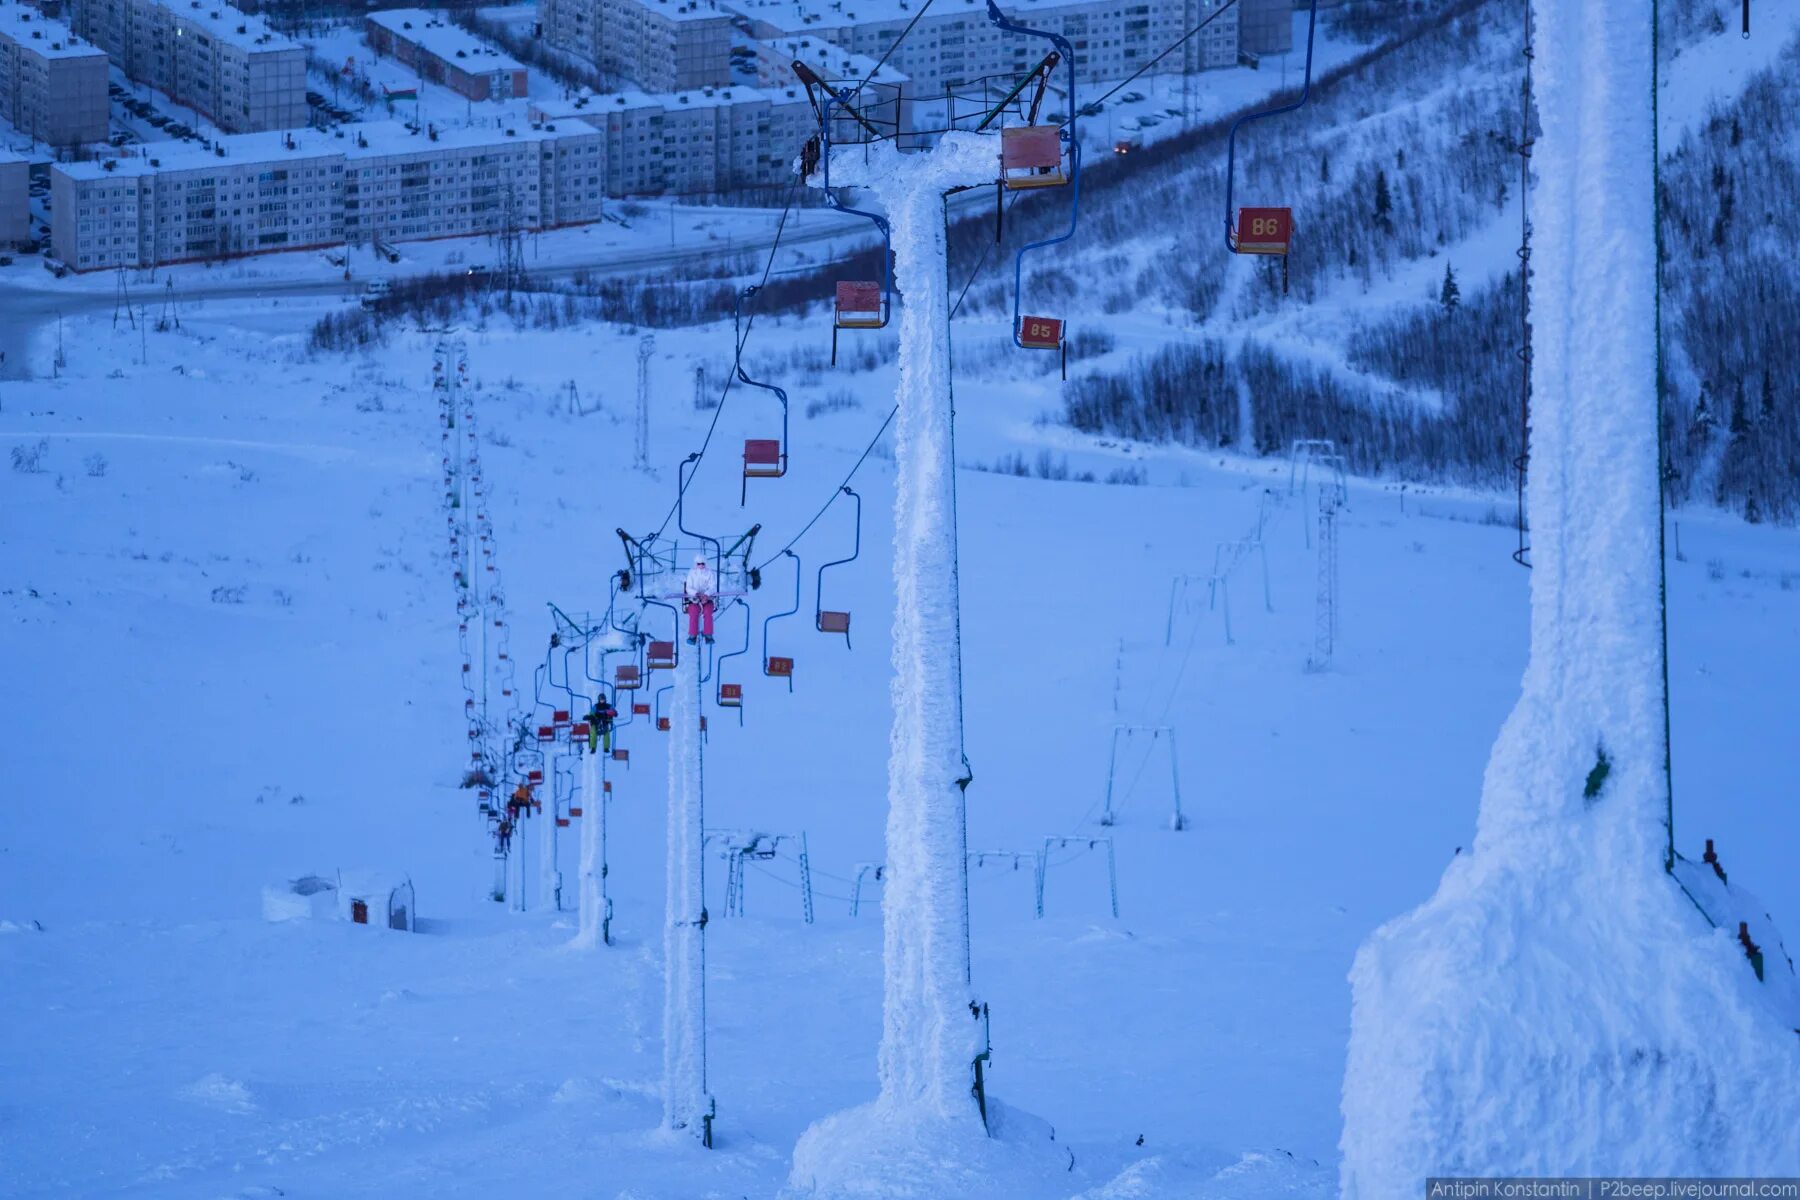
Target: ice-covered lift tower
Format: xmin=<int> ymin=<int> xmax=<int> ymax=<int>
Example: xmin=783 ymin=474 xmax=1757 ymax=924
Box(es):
xmin=787 ymin=124 xmax=1069 ymax=1198
xmin=1341 ymin=1 xmax=1800 ymax=1189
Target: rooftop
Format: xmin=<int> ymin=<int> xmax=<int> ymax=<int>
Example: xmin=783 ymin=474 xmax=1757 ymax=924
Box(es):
xmin=529 ymin=81 xmax=809 ymax=120
xmin=366 ymin=10 xmax=526 ymax=75
xmin=50 ymin=118 xmax=570 ymax=181
xmin=748 ymin=33 xmax=908 ymax=85
xmin=723 ymin=0 xmax=1175 ymax=33
xmin=621 ymin=0 xmax=734 ymax=24
xmin=163 ymin=0 xmax=304 ymax=55
xmin=0 ymin=1 xmax=107 ymax=60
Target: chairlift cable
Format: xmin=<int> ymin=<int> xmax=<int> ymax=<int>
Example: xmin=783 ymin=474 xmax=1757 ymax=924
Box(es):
xmin=650 ymin=173 xmax=804 ymax=540
xmin=1090 ymin=0 xmax=1240 ymax=110
xmin=845 ymin=0 xmax=940 ymax=107
xmin=752 ymin=403 xmax=898 ymax=570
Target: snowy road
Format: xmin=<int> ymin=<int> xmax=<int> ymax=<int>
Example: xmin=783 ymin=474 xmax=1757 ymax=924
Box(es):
xmin=0 ymin=215 xmax=866 ymax=382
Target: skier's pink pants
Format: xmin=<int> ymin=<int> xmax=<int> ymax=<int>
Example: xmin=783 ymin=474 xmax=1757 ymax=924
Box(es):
xmin=687 ymin=598 xmax=715 ymax=639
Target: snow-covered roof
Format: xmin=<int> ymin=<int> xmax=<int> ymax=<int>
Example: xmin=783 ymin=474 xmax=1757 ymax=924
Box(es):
xmin=367 ymin=9 xmax=526 ymax=75
xmin=725 ymin=0 xmax=1114 ymax=33
xmin=163 ymin=0 xmax=302 ymax=55
xmin=623 ymin=0 xmax=733 ymax=24
xmin=52 ymin=119 xmax=566 ymax=182
xmin=0 ymin=1 xmax=106 ymax=60
xmin=530 ymin=82 xmax=809 ymax=122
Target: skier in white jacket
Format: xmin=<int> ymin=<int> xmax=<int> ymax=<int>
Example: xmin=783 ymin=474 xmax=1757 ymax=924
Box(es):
xmin=683 ymin=554 xmax=717 ymax=644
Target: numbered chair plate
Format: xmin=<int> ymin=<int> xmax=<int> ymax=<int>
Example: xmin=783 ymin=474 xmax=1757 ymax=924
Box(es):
xmin=1019 ymin=315 xmax=1064 ymax=351
xmin=1235 ymin=206 xmax=1293 ymax=255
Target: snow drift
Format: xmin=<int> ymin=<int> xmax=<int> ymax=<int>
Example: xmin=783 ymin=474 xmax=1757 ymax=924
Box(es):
xmin=1339 ymin=1 xmax=1800 ymax=1190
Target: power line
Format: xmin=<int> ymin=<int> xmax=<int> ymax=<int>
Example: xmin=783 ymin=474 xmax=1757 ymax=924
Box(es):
xmin=1091 ymin=0 xmax=1240 ymax=110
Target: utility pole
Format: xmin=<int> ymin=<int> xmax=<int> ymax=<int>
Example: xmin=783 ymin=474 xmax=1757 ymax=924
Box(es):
xmin=635 ymin=334 xmax=653 ymax=471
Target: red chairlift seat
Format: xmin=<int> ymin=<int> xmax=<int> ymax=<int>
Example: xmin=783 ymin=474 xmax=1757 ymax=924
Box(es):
xmin=572 ymin=722 xmax=591 ymax=741
xmin=613 ymin=749 xmax=629 ymax=764
xmin=1001 ymin=126 xmax=1067 ymax=190
xmin=647 ymin=641 xmax=677 ymax=670
xmin=817 ymin=610 xmax=851 ymax=637
xmin=718 ymin=683 xmax=743 ymax=707
xmin=657 ymin=717 xmax=671 ymax=732
xmin=1231 ymin=206 xmax=1293 ymax=255
xmin=569 ymin=806 xmax=583 ymax=817
xmin=834 ymin=281 xmax=883 ymax=329
xmin=616 ymin=664 xmax=641 ymax=690
xmin=743 ymin=439 xmax=784 ymax=479
xmin=603 ymin=780 xmax=613 ymax=794
xmin=528 ymin=769 xmax=544 ymax=784
xmin=537 ymin=725 xmax=556 ymax=743
xmin=555 ymin=817 xmax=571 ymax=827
xmin=765 ymin=655 xmax=794 ymax=678
xmin=552 ymin=710 xmax=571 ymax=726
xmin=632 ymin=702 xmax=651 ymax=715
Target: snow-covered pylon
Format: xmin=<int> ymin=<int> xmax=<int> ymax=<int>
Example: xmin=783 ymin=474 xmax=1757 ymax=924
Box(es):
xmin=787 ymin=133 xmax=1066 ymax=1199
xmin=1340 ymin=1 xmax=1800 ymax=1190
xmin=662 ymin=643 xmax=714 ymax=1144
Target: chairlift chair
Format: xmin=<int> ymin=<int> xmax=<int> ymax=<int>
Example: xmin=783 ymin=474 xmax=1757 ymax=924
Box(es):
xmin=615 ymin=663 xmax=641 ymax=690
xmin=715 ymin=599 xmax=751 ymax=724
xmin=1000 ymin=125 xmax=1068 ymax=189
xmin=985 ymin=0 xmax=1082 ymax=382
xmin=735 ymin=286 xmax=789 ymax=504
xmin=647 ymin=640 xmax=677 ymax=670
xmin=762 ymin=549 xmax=801 ymax=691
xmin=814 ymin=486 xmax=860 ymax=646
xmin=1222 ymin=0 xmax=1318 ymax=297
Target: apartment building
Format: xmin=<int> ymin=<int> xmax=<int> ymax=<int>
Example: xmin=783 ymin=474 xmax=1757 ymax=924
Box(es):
xmin=1237 ymin=0 xmax=1289 ymax=56
xmin=70 ymin=0 xmax=306 ymax=132
xmin=0 ymin=148 xmax=28 ymax=243
xmin=0 ymin=2 xmax=108 ymax=148
xmin=364 ymin=10 xmax=528 ymax=102
xmin=726 ymin=0 xmax=1238 ymax=98
xmin=541 ymin=0 xmax=731 ymax=92
xmin=531 ymin=81 xmax=814 ymax=196
xmin=48 ymin=118 xmax=627 ymax=270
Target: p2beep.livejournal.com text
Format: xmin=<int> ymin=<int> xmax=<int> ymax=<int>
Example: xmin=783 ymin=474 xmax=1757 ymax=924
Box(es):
xmin=1428 ymin=1181 xmax=1800 ymax=1199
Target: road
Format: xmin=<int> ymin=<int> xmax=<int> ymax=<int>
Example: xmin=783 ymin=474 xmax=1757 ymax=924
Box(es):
xmin=0 ymin=215 xmax=870 ymax=383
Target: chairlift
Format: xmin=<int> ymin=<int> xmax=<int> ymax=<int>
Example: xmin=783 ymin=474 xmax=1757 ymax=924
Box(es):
xmin=616 ymin=663 xmax=642 ymax=690
xmin=647 ymin=640 xmax=677 ymax=670
xmin=985 ymin=0 xmax=1081 ymax=380
xmin=655 ymin=682 xmax=672 ymax=732
xmin=1223 ymin=0 xmax=1318 ymax=296
xmin=716 ymin=599 xmax=750 ymax=723
xmin=815 ymin=486 xmax=860 ymax=646
xmin=815 ymin=132 xmax=892 ymax=365
xmin=735 ymin=286 xmax=788 ymax=503
xmin=763 ymin=548 xmax=800 ymax=690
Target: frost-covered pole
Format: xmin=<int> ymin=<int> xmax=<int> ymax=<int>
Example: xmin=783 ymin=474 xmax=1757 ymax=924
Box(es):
xmin=1341 ymin=2 xmax=1800 ymax=1187
xmin=828 ymin=136 xmax=995 ymax=1121
xmin=540 ymin=747 xmax=558 ymax=910
xmin=662 ymin=643 xmax=712 ymax=1141
xmin=574 ymin=645 xmax=606 ymax=947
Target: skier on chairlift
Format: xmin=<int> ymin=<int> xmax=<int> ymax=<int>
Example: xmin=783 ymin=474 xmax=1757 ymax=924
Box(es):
xmin=683 ymin=554 xmax=717 ymax=645
xmin=586 ymin=694 xmax=616 ymax=753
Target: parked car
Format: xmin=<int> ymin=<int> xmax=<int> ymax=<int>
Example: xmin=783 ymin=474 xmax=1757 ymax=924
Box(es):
xmin=360 ymin=278 xmax=392 ymax=308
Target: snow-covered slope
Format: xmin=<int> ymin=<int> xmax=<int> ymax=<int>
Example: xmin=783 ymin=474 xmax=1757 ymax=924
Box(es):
xmin=3 ymin=238 xmax=1797 ymax=1196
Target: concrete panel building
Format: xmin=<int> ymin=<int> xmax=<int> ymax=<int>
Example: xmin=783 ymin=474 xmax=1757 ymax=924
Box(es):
xmin=0 ymin=2 xmax=108 ymax=149
xmin=541 ymin=0 xmax=731 ymax=92
xmin=0 ymin=149 xmax=28 ymax=244
xmin=70 ymin=0 xmax=306 ymax=133
xmin=532 ymin=81 xmax=815 ymax=196
xmin=364 ymin=10 xmax=528 ymax=102
xmin=725 ymin=0 xmax=1238 ymax=99
xmin=1237 ymin=0 xmax=1289 ymax=56
xmin=49 ymin=117 xmax=633 ymax=270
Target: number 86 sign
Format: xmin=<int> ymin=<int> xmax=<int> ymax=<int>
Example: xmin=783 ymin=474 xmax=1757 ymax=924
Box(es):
xmin=1235 ymin=207 xmax=1293 ymax=255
